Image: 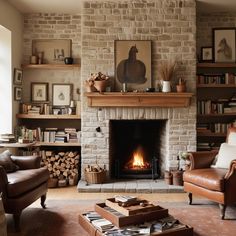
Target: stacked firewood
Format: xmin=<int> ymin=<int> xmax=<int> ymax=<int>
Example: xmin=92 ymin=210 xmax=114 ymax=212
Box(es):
xmin=40 ymin=150 xmax=80 ymax=187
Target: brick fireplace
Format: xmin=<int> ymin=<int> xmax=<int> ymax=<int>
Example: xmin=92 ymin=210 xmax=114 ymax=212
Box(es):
xmin=80 ymin=0 xmax=197 ymax=180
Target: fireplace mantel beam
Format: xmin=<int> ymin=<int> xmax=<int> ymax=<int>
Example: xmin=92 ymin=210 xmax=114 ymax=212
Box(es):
xmin=85 ymin=92 xmax=194 ymax=107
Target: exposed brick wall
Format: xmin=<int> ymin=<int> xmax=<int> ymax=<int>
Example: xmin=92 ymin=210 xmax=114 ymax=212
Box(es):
xmin=197 ymin=12 xmax=236 ymax=60
xmin=81 ymin=0 xmax=197 ymax=178
xmin=22 ymin=2 xmax=197 ymax=179
xmin=22 ymin=13 xmax=81 ymax=102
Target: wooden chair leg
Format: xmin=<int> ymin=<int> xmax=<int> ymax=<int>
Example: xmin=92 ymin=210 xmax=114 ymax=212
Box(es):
xmin=188 ymin=193 xmax=192 ymax=205
xmin=41 ymin=194 xmax=47 ymax=209
xmin=219 ymin=204 xmax=226 ymax=220
xmin=13 ymin=212 xmax=21 ymax=232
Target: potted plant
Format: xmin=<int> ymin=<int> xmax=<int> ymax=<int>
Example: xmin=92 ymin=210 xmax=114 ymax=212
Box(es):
xmin=158 ymin=60 xmax=177 ymax=92
xmin=85 ymin=72 xmax=109 ymax=93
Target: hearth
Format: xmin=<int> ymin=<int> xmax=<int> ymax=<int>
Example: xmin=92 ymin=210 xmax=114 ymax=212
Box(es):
xmin=110 ymin=120 xmax=166 ymax=179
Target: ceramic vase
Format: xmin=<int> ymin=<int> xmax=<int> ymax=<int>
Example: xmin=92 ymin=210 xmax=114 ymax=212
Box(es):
xmin=162 ymin=81 xmax=171 ymax=92
xmin=176 ymin=84 xmax=186 ymax=93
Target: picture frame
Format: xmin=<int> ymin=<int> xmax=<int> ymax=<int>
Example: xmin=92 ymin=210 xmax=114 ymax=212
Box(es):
xmin=52 ymin=84 xmax=72 ymax=107
xmin=201 ymin=47 xmax=213 ymax=62
xmin=32 ymin=39 xmax=72 ymax=64
xmin=14 ymin=87 xmax=22 ymax=101
xmin=114 ymin=40 xmax=152 ymax=91
xmin=213 ymin=28 xmax=236 ymax=63
xmin=31 ymin=82 xmax=49 ymax=102
xmin=13 ymin=68 xmax=23 ymax=85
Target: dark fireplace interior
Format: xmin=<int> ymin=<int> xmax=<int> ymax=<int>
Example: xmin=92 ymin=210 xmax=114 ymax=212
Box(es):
xmin=109 ymin=120 xmax=166 ymax=179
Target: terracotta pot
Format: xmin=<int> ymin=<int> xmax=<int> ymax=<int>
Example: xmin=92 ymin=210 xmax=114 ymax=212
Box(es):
xmin=94 ymin=80 xmax=107 ymax=92
xmin=176 ymin=84 xmax=186 ymax=92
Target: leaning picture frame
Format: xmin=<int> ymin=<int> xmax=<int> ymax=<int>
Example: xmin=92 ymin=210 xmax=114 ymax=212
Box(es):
xmin=114 ymin=40 xmax=152 ymax=91
xmin=31 ymin=82 xmax=49 ymax=102
xmin=213 ymin=28 xmax=236 ymax=63
xmin=52 ymin=84 xmax=72 ymax=107
xmin=14 ymin=87 xmax=22 ymax=101
xmin=201 ymin=47 xmax=213 ymax=62
xmin=32 ymin=39 xmax=72 ymax=64
xmin=13 ymin=68 xmax=23 ymax=85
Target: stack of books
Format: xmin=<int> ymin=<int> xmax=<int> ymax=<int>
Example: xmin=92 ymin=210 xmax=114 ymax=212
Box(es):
xmin=65 ymin=128 xmax=78 ymax=143
xmin=0 ymin=134 xmax=16 ymax=143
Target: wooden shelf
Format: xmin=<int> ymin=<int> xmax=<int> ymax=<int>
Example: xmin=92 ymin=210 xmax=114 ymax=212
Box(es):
xmin=34 ymin=142 xmax=81 ymax=147
xmin=197 ymin=84 xmax=236 ymax=88
xmin=197 ymin=113 xmax=236 ymax=117
xmin=0 ymin=142 xmax=36 ymax=148
xmin=197 ymin=63 xmax=236 ymax=68
xmin=197 ymin=132 xmax=226 ymax=137
xmin=85 ymin=92 xmax=194 ymax=107
xmin=16 ymin=114 xmax=81 ymax=119
xmin=22 ymin=64 xmax=80 ymax=69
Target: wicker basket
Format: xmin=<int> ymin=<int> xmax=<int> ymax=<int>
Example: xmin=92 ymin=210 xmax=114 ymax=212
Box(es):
xmin=84 ymin=170 xmax=106 ymax=184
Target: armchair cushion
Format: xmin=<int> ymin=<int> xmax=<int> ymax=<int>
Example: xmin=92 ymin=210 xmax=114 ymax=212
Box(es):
xmin=215 ymin=143 xmax=236 ymax=169
xmin=7 ymin=167 xmax=49 ymax=198
xmin=0 ymin=150 xmax=19 ymax=173
xmin=183 ymin=168 xmax=227 ymax=191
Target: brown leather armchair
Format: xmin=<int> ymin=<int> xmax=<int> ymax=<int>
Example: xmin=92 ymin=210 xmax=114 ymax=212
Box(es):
xmin=183 ymin=150 xmax=236 ymax=219
xmin=0 ymin=153 xmax=49 ymax=231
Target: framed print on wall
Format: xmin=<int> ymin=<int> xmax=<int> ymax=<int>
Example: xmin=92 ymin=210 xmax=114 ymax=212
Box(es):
xmin=201 ymin=47 xmax=213 ymax=62
xmin=31 ymin=83 xmax=49 ymax=102
xmin=14 ymin=87 xmax=22 ymax=101
xmin=114 ymin=40 xmax=152 ymax=91
xmin=52 ymin=84 xmax=72 ymax=107
xmin=213 ymin=28 xmax=236 ymax=63
xmin=13 ymin=68 xmax=23 ymax=85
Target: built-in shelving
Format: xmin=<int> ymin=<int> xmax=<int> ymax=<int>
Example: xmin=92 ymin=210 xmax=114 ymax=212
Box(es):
xmin=16 ymin=114 xmax=81 ymax=119
xmin=197 ymin=84 xmax=236 ymax=88
xmin=197 ymin=63 xmax=236 ymax=68
xmin=85 ymin=92 xmax=194 ymax=108
xmin=22 ymin=64 xmax=80 ymax=69
xmin=34 ymin=142 xmax=81 ymax=147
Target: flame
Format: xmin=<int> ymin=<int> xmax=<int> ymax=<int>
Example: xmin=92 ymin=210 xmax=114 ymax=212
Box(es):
xmin=132 ymin=151 xmax=145 ymax=168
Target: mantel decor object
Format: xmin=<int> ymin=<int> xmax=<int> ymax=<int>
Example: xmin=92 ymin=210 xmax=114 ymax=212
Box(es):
xmin=85 ymin=72 xmax=109 ymax=93
xmin=158 ymin=60 xmax=177 ymax=93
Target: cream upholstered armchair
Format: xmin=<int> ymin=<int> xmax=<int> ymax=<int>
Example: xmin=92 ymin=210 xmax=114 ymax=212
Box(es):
xmin=183 ymin=127 xmax=236 ymax=219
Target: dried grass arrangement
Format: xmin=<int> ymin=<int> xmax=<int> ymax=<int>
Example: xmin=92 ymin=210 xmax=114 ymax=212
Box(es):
xmin=159 ymin=60 xmax=177 ymax=81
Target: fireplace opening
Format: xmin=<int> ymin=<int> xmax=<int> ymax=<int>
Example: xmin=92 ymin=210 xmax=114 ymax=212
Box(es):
xmin=110 ymin=120 xmax=167 ymax=179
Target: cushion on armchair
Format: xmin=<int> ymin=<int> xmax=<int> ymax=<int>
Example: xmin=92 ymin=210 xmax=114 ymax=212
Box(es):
xmin=215 ymin=143 xmax=236 ymax=169
xmin=227 ymin=127 xmax=236 ymax=145
xmin=0 ymin=150 xmax=19 ymax=173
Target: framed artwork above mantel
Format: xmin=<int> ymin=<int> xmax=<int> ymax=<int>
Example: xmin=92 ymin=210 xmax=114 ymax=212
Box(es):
xmin=114 ymin=40 xmax=152 ymax=91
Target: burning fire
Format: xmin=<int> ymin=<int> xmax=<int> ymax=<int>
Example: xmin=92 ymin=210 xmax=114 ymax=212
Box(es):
xmin=125 ymin=147 xmax=150 ymax=170
xmin=132 ymin=151 xmax=145 ymax=168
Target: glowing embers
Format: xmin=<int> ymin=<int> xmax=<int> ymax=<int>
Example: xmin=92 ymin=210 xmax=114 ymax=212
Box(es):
xmin=124 ymin=146 xmax=151 ymax=171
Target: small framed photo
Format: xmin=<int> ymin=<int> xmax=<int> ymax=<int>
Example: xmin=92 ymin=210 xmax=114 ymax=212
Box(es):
xmin=31 ymin=82 xmax=49 ymax=102
xmin=13 ymin=68 xmax=23 ymax=85
xmin=52 ymin=84 xmax=72 ymax=106
xmin=213 ymin=28 xmax=236 ymax=63
xmin=201 ymin=47 xmax=213 ymax=62
xmin=14 ymin=87 xmax=22 ymax=101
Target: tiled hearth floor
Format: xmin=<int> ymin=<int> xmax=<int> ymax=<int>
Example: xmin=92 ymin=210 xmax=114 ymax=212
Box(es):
xmin=77 ymin=179 xmax=184 ymax=193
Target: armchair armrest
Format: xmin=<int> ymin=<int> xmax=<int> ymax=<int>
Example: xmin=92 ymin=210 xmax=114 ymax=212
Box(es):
xmin=0 ymin=166 xmax=8 ymax=197
xmin=11 ymin=155 xmax=41 ymax=169
xmin=225 ymin=160 xmax=236 ymax=180
xmin=189 ymin=150 xmax=218 ymax=170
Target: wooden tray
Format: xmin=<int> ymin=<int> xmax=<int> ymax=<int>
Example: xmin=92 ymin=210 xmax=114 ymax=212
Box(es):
xmin=105 ymin=197 xmax=161 ymax=216
xmin=79 ymin=213 xmax=193 ymax=236
xmin=95 ymin=202 xmax=168 ymax=227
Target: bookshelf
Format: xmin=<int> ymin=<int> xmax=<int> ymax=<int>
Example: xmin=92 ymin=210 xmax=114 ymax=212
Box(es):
xmin=197 ymin=63 xmax=236 ymax=151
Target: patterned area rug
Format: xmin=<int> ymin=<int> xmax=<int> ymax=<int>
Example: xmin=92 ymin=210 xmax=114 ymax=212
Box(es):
xmin=6 ymin=199 xmax=236 ymax=236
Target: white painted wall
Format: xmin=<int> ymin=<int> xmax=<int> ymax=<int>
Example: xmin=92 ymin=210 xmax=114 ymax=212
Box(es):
xmin=0 ymin=26 xmax=12 ymax=133
xmin=0 ymin=0 xmax=23 ymax=133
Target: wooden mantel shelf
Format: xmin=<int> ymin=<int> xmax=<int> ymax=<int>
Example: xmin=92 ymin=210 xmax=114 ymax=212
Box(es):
xmin=85 ymin=92 xmax=194 ymax=107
